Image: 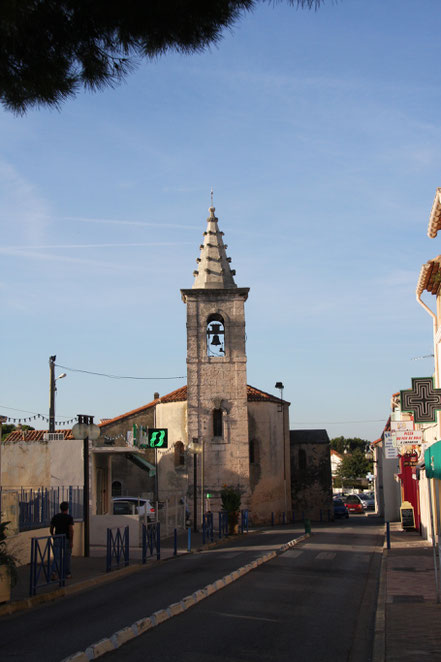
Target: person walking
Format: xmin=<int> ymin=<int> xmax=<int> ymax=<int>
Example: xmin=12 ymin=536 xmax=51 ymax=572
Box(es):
xmin=50 ymin=501 xmax=74 ymax=579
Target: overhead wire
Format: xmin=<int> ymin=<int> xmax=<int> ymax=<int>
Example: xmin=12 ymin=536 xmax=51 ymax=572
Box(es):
xmin=55 ymin=363 xmax=185 ymax=380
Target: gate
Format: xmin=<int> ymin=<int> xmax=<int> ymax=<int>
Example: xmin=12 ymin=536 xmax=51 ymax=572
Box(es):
xmin=106 ymin=526 xmax=129 ymax=572
xmin=29 ymin=534 xmax=66 ymax=596
xmin=142 ymin=522 xmax=161 ymax=562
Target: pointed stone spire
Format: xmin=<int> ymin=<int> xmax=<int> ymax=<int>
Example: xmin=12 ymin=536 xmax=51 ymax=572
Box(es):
xmin=192 ymin=206 xmax=237 ymax=289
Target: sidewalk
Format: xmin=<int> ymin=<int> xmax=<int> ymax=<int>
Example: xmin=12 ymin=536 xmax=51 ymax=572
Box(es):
xmin=375 ymin=521 xmax=441 ymax=662
xmin=2 ymin=525 xmax=259 ymax=613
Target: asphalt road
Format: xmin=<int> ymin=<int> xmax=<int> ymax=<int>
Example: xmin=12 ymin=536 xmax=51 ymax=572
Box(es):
xmin=0 ymin=517 xmax=383 ymax=662
xmin=105 ymin=516 xmax=383 ymax=662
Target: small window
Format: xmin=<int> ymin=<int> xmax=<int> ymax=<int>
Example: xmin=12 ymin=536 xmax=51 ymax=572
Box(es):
xmin=112 ymin=480 xmax=122 ymax=497
xmin=249 ymin=439 xmax=259 ymax=464
xmin=298 ymin=449 xmax=307 ymax=471
xmin=213 ymin=409 xmax=223 ymax=437
xmin=174 ymin=441 xmax=185 ymax=467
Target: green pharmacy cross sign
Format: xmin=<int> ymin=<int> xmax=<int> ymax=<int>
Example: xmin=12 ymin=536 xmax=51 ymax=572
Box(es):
xmin=400 ymin=377 xmax=441 ymax=423
xmin=147 ymin=428 xmax=168 ymax=448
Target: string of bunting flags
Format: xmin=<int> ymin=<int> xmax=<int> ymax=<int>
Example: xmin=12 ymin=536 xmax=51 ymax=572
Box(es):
xmin=0 ymin=411 xmax=79 ymax=426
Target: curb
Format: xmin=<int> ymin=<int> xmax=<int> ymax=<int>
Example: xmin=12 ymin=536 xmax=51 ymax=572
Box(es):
xmin=0 ymin=526 xmax=289 ymax=618
xmin=0 ymin=562 xmax=146 ymax=617
xmin=60 ymin=532 xmax=310 ymax=661
xmin=0 ymin=532 xmax=233 ymax=618
xmin=372 ymin=543 xmax=387 ymax=662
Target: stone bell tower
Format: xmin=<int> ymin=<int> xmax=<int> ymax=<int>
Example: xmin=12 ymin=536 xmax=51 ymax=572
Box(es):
xmin=181 ymin=205 xmax=250 ymax=511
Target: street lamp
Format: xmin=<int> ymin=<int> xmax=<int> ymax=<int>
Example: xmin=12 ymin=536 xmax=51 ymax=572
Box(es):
xmin=188 ymin=438 xmax=203 ymax=532
xmin=49 ymin=355 xmax=66 ymax=432
xmin=275 ymin=381 xmax=288 ymax=518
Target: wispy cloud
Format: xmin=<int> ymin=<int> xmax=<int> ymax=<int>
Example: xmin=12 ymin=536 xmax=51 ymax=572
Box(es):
xmin=1 ymin=242 xmax=193 ymax=250
xmin=63 ymin=216 xmax=200 ymax=230
xmin=0 ymin=160 xmax=50 ymax=243
xmin=0 ymin=247 xmax=154 ymax=272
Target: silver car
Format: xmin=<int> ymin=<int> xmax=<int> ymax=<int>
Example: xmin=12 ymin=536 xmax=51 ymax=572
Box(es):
xmin=112 ymin=497 xmax=155 ymax=519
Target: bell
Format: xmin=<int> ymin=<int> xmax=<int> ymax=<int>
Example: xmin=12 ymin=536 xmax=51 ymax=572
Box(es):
xmin=211 ymin=334 xmax=221 ymax=346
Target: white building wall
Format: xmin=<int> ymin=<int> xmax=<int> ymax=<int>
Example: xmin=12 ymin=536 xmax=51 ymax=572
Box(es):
xmin=2 ymin=438 xmax=83 ymax=487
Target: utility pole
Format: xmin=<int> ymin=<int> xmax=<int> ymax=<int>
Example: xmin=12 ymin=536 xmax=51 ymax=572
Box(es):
xmin=49 ymin=355 xmax=56 ymax=432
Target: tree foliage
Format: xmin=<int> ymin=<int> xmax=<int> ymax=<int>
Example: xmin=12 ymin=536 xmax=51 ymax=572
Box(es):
xmin=1 ymin=423 xmax=34 ymax=441
xmin=0 ymin=0 xmax=322 ymax=113
xmin=335 ymin=449 xmax=373 ymax=487
xmin=330 ymin=436 xmax=371 ymax=456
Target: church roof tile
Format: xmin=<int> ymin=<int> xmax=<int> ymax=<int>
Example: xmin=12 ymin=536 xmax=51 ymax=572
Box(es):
xmin=99 ymin=384 xmax=288 ymax=428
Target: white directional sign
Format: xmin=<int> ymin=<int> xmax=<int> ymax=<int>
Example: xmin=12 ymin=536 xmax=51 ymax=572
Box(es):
xmin=384 ymin=432 xmax=398 ymax=459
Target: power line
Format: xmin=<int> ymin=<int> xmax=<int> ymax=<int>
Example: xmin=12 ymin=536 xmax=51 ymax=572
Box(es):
xmin=292 ymin=419 xmax=386 ymax=425
xmin=55 ymin=363 xmax=185 ymax=380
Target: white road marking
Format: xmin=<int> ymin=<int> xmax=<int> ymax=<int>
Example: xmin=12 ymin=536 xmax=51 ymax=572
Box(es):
xmin=316 ymin=552 xmax=336 ymax=560
xmin=214 ymin=612 xmax=278 ymax=622
xmin=283 ymin=550 xmax=303 ymax=559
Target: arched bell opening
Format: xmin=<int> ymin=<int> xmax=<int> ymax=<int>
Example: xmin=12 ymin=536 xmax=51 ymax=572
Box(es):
xmin=206 ymin=313 xmax=226 ymax=357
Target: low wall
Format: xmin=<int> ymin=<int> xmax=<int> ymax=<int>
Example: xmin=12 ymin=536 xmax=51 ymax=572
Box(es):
xmin=6 ymin=521 xmax=85 ymax=566
xmin=90 ymin=515 xmax=142 ymax=547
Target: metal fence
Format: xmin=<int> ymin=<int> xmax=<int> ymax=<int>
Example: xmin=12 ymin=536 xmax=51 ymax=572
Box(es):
xmin=0 ymin=486 xmax=83 ymax=531
xmin=106 ymin=526 xmax=130 ymax=572
xmin=142 ymin=522 xmax=161 ymax=562
xmin=29 ymin=533 xmax=66 ymax=595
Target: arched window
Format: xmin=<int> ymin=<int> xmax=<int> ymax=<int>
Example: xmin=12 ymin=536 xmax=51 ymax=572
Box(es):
xmin=112 ymin=480 xmax=122 ymax=497
xmin=206 ymin=314 xmax=225 ymax=357
xmin=213 ymin=409 xmax=223 ymax=437
xmin=298 ymin=449 xmax=307 ymax=471
xmin=174 ymin=441 xmax=185 ymax=467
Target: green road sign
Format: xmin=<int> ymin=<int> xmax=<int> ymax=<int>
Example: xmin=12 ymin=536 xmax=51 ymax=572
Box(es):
xmin=148 ymin=428 xmax=168 ymax=448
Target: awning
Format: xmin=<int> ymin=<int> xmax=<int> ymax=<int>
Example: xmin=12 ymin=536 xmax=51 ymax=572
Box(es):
xmin=126 ymin=453 xmax=156 ymax=477
xmin=424 ymin=441 xmax=441 ymax=480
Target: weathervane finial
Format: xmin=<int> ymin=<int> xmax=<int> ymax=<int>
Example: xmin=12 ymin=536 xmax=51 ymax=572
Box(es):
xmin=210 ymin=187 xmax=214 ymax=207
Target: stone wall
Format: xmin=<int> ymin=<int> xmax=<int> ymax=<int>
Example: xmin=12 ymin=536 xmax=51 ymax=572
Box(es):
xmin=248 ymin=401 xmax=291 ymax=524
xmin=1 ymin=438 xmax=83 ymax=488
xmin=183 ymin=290 xmax=250 ymax=506
xmin=290 ymin=430 xmax=333 ymax=521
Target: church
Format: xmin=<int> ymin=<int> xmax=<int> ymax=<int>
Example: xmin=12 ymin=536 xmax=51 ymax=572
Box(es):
xmin=97 ymin=205 xmax=291 ymax=524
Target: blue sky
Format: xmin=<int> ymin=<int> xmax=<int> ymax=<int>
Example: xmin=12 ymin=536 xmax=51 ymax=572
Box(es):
xmin=1 ymin=0 xmax=441 ymax=441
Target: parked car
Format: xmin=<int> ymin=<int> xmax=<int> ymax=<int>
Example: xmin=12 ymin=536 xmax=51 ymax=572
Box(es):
xmin=333 ymin=498 xmax=349 ymax=519
xmin=112 ymin=497 xmax=156 ymax=520
xmin=343 ymin=494 xmax=365 ymax=514
xmin=358 ymin=493 xmax=375 ymax=511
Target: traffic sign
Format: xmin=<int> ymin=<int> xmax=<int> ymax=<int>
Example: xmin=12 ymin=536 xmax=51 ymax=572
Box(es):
xmin=148 ymin=428 xmax=168 ymax=448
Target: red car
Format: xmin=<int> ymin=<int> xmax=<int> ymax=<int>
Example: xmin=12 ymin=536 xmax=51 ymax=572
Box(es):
xmin=343 ymin=494 xmax=365 ymax=513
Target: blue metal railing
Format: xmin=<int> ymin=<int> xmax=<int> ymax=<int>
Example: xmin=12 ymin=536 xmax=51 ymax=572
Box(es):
xmin=240 ymin=509 xmax=249 ymax=534
xmin=202 ymin=512 xmax=214 ymax=544
xmin=106 ymin=526 xmax=129 ymax=572
xmin=29 ymin=534 xmax=66 ymax=596
xmin=142 ymin=522 xmax=161 ymax=562
xmin=4 ymin=486 xmax=84 ymax=531
xmin=218 ymin=511 xmax=228 ymax=538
